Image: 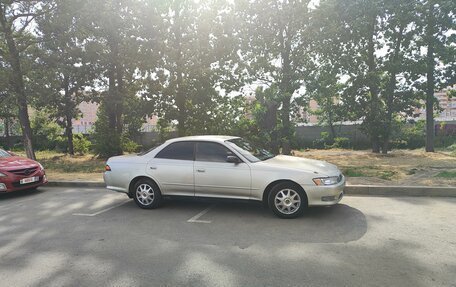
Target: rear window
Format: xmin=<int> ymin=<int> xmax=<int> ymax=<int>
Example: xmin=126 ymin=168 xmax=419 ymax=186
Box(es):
xmin=155 ymin=142 xmax=194 ymax=161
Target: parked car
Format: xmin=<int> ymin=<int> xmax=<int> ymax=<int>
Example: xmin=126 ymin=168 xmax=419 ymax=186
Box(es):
xmin=104 ymin=136 xmax=345 ymax=218
xmin=0 ymin=149 xmax=48 ymax=193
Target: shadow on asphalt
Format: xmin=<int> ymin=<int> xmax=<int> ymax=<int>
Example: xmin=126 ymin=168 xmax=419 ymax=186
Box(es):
xmin=113 ymin=197 xmax=368 ymax=245
xmin=0 ymin=188 xmax=451 ymax=287
xmin=0 ymin=187 xmax=46 ymax=201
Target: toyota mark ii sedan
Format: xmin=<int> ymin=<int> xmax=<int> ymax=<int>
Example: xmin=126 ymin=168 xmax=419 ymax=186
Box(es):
xmin=0 ymin=149 xmax=48 ymax=193
xmin=104 ymin=136 xmax=345 ymax=218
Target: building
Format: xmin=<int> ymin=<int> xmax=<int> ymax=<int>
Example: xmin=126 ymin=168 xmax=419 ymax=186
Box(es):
xmin=72 ymin=102 xmax=158 ymax=133
xmin=416 ymin=89 xmax=456 ymax=122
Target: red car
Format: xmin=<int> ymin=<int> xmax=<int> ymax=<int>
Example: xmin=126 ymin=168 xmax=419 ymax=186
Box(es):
xmin=0 ymin=149 xmax=48 ymax=193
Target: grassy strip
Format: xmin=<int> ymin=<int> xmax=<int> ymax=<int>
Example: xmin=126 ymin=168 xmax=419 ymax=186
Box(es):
xmin=33 ymin=151 xmax=105 ymax=174
xmin=435 ymin=171 xmax=456 ymax=179
xmin=342 ymin=166 xmax=398 ymax=180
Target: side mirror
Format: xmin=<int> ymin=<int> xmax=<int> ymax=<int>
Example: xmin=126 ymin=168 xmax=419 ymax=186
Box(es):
xmin=226 ymin=155 xmax=241 ymax=164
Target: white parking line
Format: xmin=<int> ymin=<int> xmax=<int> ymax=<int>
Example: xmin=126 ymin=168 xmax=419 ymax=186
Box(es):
xmin=187 ymin=204 xmax=216 ymax=223
xmin=72 ymin=200 xmax=130 ymax=217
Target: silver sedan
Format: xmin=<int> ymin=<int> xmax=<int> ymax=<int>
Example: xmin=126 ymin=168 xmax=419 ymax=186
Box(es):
xmin=104 ymin=135 xmax=345 ymax=218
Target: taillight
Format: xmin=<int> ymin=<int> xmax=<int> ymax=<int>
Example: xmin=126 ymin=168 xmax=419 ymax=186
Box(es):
xmin=105 ymin=165 xmax=111 ymax=171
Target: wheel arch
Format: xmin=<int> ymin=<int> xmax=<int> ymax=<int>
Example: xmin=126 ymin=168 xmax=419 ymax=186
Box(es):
xmin=128 ymin=176 xmax=160 ymax=197
xmin=262 ymin=179 xmax=308 ymax=206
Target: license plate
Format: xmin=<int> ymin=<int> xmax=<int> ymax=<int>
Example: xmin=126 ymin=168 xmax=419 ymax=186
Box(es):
xmin=20 ymin=177 xmax=39 ymax=184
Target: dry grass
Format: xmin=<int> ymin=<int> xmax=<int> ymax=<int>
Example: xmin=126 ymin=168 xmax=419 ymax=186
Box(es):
xmin=14 ymin=149 xmax=456 ymax=186
xmin=32 ymin=151 xmax=105 ymax=182
xmin=294 ymin=149 xmax=456 ymax=186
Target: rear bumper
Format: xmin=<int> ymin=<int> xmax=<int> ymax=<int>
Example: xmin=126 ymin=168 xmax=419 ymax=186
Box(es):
xmin=103 ymin=172 xmax=128 ymax=194
xmin=302 ymin=177 xmax=345 ymax=206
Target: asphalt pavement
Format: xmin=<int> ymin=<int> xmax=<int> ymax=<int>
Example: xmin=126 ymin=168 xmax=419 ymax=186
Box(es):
xmin=0 ymin=187 xmax=455 ymax=287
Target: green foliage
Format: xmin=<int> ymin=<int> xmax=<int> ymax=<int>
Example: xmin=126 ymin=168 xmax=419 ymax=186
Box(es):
xmin=312 ymin=132 xmax=331 ymax=149
xmin=92 ymin=104 xmax=122 ymax=158
xmin=92 ymin=100 xmax=145 ymax=157
xmin=392 ymin=121 xmax=426 ymax=149
xmin=31 ymin=111 xmax=65 ymax=151
xmin=435 ymin=171 xmax=456 ymax=179
xmin=343 ymin=168 xmax=367 ymax=177
xmin=446 ymin=144 xmax=456 ymax=152
xmin=332 ymin=137 xmax=351 ymax=149
xmin=73 ymin=134 xmax=91 ymax=155
xmin=121 ymin=138 xmax=141 ymax=154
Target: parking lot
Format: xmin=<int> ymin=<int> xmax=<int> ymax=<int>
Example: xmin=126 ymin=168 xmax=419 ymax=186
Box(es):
xmin=0 ymin=187 xmax=455 ymax=287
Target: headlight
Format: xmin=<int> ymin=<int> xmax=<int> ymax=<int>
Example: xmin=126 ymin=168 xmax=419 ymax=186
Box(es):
xmin=313 ymin=176 xmax=340 ymax=186
xmin=0 ymin=172 xmax=7 ymax=177
xmin=38 ymin=163 xmax=44 ymax=170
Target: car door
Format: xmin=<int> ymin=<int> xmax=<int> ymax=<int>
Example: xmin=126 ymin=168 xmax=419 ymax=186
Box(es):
xmin=194 ymin=141 xmax=251 ymax=199
xmin=146 ymin=141 xmax=195 ymax=196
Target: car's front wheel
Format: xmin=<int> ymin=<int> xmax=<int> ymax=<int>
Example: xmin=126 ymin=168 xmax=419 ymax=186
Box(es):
xmin=133 ymin=179 xmax=162 ymax=209
xmin=268 ymin=183 xmax=307 ymax=218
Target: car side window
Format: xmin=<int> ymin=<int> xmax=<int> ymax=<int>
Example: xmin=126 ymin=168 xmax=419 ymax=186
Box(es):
xmin=155 ymin=142 xmax=194 ymax=161
xmin=196 ymin=142 xmax=233 ymax=163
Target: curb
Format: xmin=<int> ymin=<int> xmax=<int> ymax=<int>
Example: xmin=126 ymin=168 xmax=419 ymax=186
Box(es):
xmin=46 ymin=181 xmax=456 ymax=197
xmin=345 ymin=185 xmax=456 ymax=197
xmin=47 ymin=181 xmax=105 ymax=188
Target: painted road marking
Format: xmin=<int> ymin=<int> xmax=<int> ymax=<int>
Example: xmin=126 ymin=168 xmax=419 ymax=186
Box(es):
xmin=187 ymin=204 xmax=216 ymax=223
xmin=73 ymin=200 xmax=130 ymax=217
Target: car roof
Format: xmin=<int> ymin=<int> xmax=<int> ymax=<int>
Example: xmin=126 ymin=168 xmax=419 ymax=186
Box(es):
xmin=165 ymin=135 xmax=240 ymax=144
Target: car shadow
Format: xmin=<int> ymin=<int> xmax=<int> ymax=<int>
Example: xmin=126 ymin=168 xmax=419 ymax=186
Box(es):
xmin=0 ymin=187 xmax=46 ymax=201
xmin=120 ymin=197 xmax=368 ymax=245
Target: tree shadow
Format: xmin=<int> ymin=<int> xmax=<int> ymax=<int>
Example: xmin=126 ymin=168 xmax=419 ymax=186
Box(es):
xmin=0 ymin=188 xmax=454 ymax=287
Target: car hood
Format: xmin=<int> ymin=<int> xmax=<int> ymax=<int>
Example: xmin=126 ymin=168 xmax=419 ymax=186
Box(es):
xmin=261 ymin=155 xmax=340 ymax=176
xmin=0 ymin=156 xmax=39 ymax=171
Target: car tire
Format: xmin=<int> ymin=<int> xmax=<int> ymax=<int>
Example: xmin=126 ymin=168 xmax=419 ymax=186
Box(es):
xmin=133 ymin=179 xmax=162 ymax=209
xmin=268 ymin=182 xmax=307 ymax=219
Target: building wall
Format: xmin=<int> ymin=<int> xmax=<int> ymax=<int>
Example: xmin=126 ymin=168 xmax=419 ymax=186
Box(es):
xmin=417 ymin=89 xmax=456 ymax=121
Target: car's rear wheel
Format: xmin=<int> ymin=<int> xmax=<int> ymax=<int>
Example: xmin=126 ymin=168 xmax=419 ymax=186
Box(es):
xmin=268 ymin=183 xmax=307 ymax=218
xmin=133 ymin=179 xmax=162 ymax=209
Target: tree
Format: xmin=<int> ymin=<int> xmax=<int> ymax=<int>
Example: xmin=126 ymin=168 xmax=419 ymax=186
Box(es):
xmin=415 ymin=0 xmax=456 ymax=152
xmin=0 ymin=1 xmax=54 ymax=159
xmin=313 ymin=0 xmax=423 ymax=154
xmin=304 ymin=63 xmax=345 ymax=140
xmin=235 ymin=0 xmax=311 ymax=154
xmin=144 ymin=0 xmax=240 ymax=137
xmin=82 ymin=0 xmax=149 ymax=157
xmin=35 ymin=0 xmax=97 ymax=155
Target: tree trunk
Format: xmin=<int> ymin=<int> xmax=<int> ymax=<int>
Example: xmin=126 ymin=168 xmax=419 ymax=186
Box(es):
xmin=174 ymin=3 xmax=186 ymax=137
xmin=66 ymin=113 xmax=74 ymax=155
xmin=281 ymin=96 xmax=292 ymax=155
xmin=62 ymin=75 xmax=75 ymax=155
xmin=4 ymin=117 xmax=10 ymax=150
xmin=0 ymin=7 xmax=36 ymax=160
xmin=382 ymin=24 xmax=405 ymax=155
xmin=115 ymin=58 xmax=124 ymax=135
xmin=264 ymin=101 xmax=279 ymax=154
xmin=372 ymin=137 xmax=381 ymax=153
xmin=366 ymin=13 xmax=381 ymax=154
xmin=327 ymin=102 xmax=337 ymax=140
xmin=425 ymin=2 xmax=435 ymax=152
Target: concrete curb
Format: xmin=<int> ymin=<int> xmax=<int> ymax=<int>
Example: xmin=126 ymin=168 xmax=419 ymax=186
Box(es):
xmin=47 ymin=181 xmax=105 ymax=188
xmin=46 ymin=181 xmax=456 ymax=197
xmin=345 ymin=185 xmax=456 ymax=197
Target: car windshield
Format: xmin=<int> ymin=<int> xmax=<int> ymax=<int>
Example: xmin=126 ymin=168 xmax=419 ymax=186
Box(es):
xmin=226 ymin=138 xmax=275 ymax=162
xmin=0 ymin=149 xmax=11 ymax=158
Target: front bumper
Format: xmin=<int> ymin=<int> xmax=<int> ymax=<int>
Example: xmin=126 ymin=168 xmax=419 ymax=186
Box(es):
xmin=0 ymin=172 xmax=48 ymax=193
xmin=302 ymin=176 xmax=345 ymax=206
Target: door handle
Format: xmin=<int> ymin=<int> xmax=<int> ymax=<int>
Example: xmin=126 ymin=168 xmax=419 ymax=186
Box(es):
xmin=197 ymin=169 xmax=205 ymax=173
